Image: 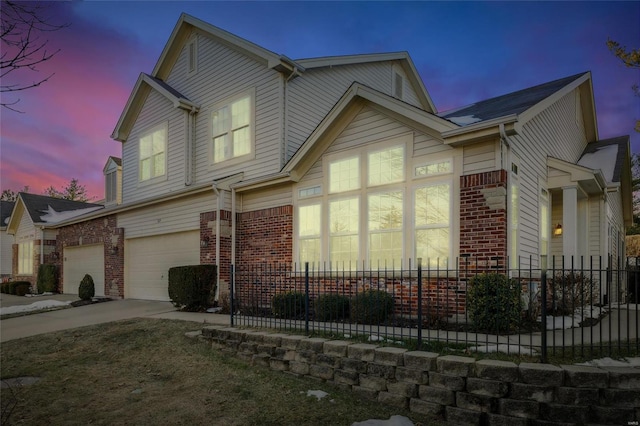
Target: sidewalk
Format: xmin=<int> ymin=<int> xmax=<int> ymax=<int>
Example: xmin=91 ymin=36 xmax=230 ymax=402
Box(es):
xmin=0 ymin=294 xmax=230 ymax=343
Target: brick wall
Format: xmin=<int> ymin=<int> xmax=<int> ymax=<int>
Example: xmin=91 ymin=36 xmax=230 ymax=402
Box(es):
xmin=200 ymin=210 xmax=232 ymax=295
xmin=236 ymin=205 xmax=293 ymax=265
xmin=55 ymin=215 xmax=124 ymax=298
xmin=202 ymin=326 xmax=640 ymax=426
xmin=459 ymin=170 xmax=508 ymax=272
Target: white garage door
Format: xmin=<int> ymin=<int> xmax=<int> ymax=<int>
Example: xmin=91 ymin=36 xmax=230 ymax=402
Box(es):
xmin=125 ymin=231 xmax=199 ymax=301
xmin=63 ymin=245 xmax=105 ymax=296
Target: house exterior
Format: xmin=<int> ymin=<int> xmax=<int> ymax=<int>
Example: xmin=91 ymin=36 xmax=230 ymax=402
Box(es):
xmin=40 ymin=13 xmax=630 ymax=303
xmin=5 ymin=193 xmax=103 ymax=291
xmin=1 ymin=200 xmax=15 ymax=281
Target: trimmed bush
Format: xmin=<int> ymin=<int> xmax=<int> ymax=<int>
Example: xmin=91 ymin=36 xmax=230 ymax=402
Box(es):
xmin=0 ymin=281 xmax=31 ymax=295
xmin=271 ymin=291 xmax=305 ymax=319
xmin=314 ymin=293 xmax=350 ymax=321
xmin=350 ymin=290 xmax=394 ymax=324
xmin=78 ymin=274 xmax=95 ymax=301
xmin=547 ymin=272 xmax=600 ymax=316
xmin=37 ymin=264 xmax=58 ymax=293
xmin=168 ymin=265 xmax=217 ymax=311
xmin=466 ymin=273 xmax=522 ymax=333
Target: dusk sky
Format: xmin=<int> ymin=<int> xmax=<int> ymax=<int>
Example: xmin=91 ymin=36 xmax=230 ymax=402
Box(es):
xmin=1 ymin=1 xmax=639 ymax=201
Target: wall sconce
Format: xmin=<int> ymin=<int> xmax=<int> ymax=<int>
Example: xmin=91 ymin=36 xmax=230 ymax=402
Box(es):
xmin=50 ymin=252 xmax=59 ymax=261
xmin=553 ymin=224 xmax=563 ymax=236
xmin=200 ymin=236 xmax=209 ymax=248
xmin=110 ymin=246 xmax=119 ymax=255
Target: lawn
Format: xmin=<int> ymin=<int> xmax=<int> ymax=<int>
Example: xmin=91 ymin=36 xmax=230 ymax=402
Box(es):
xmin=0 ymin=319 xmax=443 ymax=426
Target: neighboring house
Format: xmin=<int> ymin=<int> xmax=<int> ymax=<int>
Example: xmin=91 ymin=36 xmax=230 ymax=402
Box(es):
xmin=1 ymin=200 xmax=16 ymax=281
xmin=43 ymin=13 xmax=630 ymax=303
xmin=5 ymin=193 xmax=103 ymax=292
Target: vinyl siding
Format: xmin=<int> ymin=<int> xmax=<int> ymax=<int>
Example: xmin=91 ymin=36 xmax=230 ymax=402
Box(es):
xmin=118 ymin=192 xmax=216 ymax=239
xmin=0 ymin=231 xmax=13 ymax=275
xmin=122 ymin=90 xmax=185 ymax=203
xmin=15 ymin=213 xmax=35 ymax=242
xmin=462 ymin=141 xmax=498 ymax=174
xmin=241 ymin=184 xmax=293 ymax=212
xmin=508 ymin=89 xmax=589 ymax=265
xmin=286 ymin=61 xmax=423 ymax=161
xmin=168 ymin=32 xmax=284 ymax=184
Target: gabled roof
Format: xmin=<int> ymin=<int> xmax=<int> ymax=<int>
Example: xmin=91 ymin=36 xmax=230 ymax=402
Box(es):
xmin=440 ymin=73 xmax=587 ymax=125
xmin=296 ymin=52 xmax=436 ymax=113
xmin=103 ymin=156 xmax=122 ymax=173
xmin=280 ymin=82 xmax=456 ymax=183
xmin=6 ymin=193 xmax=104 ymax=234
xmin=111 ymin=74 xmax=199 ymax=142
xmin=0 ymin=201 xmax=15 ymax=229
xmin=439 ymin=72 xmax=597 ymax=145
xmin=578 ymin=136 xmax=629 ymax=184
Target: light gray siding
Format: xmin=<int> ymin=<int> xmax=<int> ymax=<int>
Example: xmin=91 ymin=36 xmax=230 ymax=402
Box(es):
xmin=118 ymin=192 xmax=215 ymax=239
xmin=241 ymin=184 xmax=293 ymax=213
xmin=462 ymin=141 xmax=497 ymax=175
xmin=286 ymin=61 xmax=423 ymax=161
xmin=509 ymin=89 xmax=589 ymax=265
xmin=169 ymin=32 xmax=284 ymax=184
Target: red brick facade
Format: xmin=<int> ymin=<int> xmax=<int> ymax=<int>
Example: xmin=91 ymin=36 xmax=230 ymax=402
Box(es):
xmin=459 ymin=170 xmax=508 ymax=271
xmin=55 ymin=215 xmax=124 ymax=298
xmin=236 ymin=205 xmax=293 ymax=265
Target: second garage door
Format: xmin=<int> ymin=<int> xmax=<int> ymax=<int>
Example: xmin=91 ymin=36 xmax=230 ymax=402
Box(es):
xmin=63 ymin=244 xmax=105 ymax=296
xmin=125 ymin=231 xmax=200 ymax=301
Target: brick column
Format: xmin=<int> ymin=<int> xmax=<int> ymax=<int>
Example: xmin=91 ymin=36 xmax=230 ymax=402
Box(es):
xmin=459 ymin=170 xmax=508 ymax=273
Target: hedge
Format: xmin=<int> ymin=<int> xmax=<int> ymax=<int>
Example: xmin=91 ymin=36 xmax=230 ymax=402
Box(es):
xmin=168 ymin=265 xmax=217 ymax=311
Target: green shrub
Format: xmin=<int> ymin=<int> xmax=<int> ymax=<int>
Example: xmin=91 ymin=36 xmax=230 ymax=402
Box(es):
xmin=168 ymin=265 xmax=217 ymax=311
xmin=350 ymin=290 xmax=394 ymax=324
xmin=78 ymin=274 xmax=95 ymax=301
xmin=466 ymin=273 xmax=522 ymax=333
xmin=271 ymin=291 xmax=305 ymax=319
xmin=14 ymin=282 xmax=31 ymax=296
xmin=37 ymin=264 xmax=58 ymax=293
xmin=314 ymin=294 xmax=350 ymax=321
xmin=547 ymin=272 xmax=600 ymax=316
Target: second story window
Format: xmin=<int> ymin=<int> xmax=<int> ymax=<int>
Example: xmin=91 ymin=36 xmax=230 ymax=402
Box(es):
xmin=139 ymin=123 xmax=167 ymax=182
xmin=106 ymin=170 xmax=117 ymax=203
xmin=211 ymin=90 xmax=254 ymax=164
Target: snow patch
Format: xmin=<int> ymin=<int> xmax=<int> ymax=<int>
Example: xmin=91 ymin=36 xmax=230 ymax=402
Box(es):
xmin=468 ymin=344 xmax=537 ymax=356
xmin=0 ymin=300 xmax=71 ymax=315
xmin=305 ymin=390 xmax=329 ymax=400
xmin=447 ymin=115 xmax=482 ymax=126
xmin=542 ymin=305 xmax=605 ymax=330
xmin=39 ymin=205 xmax=102 ymax=224
xmin=577 ymin=144 xmax=618 ymax=183
xmin=352 ymin=415 xmax=415 ymax=426
xmin=577 ymin=357 xmax=640 ymax=367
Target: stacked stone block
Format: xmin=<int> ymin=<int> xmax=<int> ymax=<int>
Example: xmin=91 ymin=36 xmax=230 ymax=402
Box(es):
xmin=199 ymin=326 xmax=640 ymax=425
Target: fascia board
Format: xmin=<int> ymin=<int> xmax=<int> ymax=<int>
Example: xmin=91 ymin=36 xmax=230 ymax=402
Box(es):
xmin=111 ymin=73 xmax=148 ymax=142
xmin=230 ymin=173 xmax=292 ymax=192
xmin=442 ymin=116 xmax=518 ymax=146
xmin=547 ymin=156 xmax=606 ymax=191
xmin=295 ymin=52 xmax=408 ymax=69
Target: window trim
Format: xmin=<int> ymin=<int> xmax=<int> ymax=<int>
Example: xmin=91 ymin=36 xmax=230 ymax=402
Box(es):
xmin=18 ymin=240 xmax=33 ymax=275
xmin=208 ymin=88 xmax=256 ymax=167
xmin=413 ymin=179 xmax=453 ymax=269
xmin=138 ymin=122 xmax=168 ymax=185
xmin=187 ymin=35 xmax=198 ymax=77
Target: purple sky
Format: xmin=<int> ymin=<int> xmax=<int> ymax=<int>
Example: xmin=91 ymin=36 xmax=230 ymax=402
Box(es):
xmin=1 ymin=1 xmax=638 ymax=200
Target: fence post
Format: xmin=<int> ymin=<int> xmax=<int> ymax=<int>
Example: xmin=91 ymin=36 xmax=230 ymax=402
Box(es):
xmin=540 ymin=255 xmax=547 ymax=363
xmin=305 ymin=262 xmax=310 ymax=335
xmin=417 ymin=258 xmax=423 ymax=351
xmin=230 ymin=264 xmax=235 ymax=327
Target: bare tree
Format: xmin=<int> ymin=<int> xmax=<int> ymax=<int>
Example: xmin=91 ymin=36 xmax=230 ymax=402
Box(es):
xmin=1 ymin=0 xmax=68 ymax=112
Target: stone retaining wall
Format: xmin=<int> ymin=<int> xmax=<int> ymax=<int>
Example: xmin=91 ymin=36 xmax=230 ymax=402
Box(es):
xmin=200 ymin=325 xmax=640 ymax=425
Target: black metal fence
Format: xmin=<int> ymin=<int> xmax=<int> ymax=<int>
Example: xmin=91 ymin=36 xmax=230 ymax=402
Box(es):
xmin=229 ymin=256 xmax=638 ymax=363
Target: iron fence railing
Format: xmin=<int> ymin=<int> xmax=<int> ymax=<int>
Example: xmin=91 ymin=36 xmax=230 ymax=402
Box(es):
xmin=229 ymin=256 xmax=638 ymax=363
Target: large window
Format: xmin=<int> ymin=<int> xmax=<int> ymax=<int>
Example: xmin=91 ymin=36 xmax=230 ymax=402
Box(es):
xmin=295 ymin=137 xmax=453 ymax=269
xmin=211 ymin=91 xmax=253 ymax=164
xmin=18 ymin=241 xmax=33 ymax=275
xmin=139 ymin=124 xmax=167 ymax=182
xmin=415 ymin=184 xmax=450 ymax=268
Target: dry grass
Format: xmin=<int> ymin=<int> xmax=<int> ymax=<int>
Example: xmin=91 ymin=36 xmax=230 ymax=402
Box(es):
xmin=1 ymin=319 xmax=443 ymax=426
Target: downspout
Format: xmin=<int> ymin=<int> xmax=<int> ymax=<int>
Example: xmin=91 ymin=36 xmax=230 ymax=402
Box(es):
xmin=212 ymin=183 xmax=221 ymax=301
xmin=39 ymin=226 xmax=45 ymax=265
xmin=231 ymin=187 xmax=236 ymax=294
xmin=185 ymin=106 xmax=197 ymax=186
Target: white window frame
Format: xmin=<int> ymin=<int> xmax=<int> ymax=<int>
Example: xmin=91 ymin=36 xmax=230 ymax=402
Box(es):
xmin=209 ymin=88 xmax=255 ymax=166
xmin=293 ymin=133 xmax=454 ymax=270
xmin=413 ymin=180 xmax=452 ymax=269
xmin=509 ymin=154 xmax=521 ymax=268
xmin=138 ymin=122 xmax=168 ymax=184
xmin=106 ymin=169 xmax=117 ymax=203
xmin=18 ymin=240 xmax=33 ymax=275
xmin=539 ymin=184 xmax=550 ymax=258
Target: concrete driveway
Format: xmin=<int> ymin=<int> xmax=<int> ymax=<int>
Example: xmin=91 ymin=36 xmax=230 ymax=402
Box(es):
xmin=0 ymin=293 xmax=229 ymax=343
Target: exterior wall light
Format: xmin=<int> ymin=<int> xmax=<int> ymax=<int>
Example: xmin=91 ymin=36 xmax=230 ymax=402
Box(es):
xmin=553 ymin=224 xmax=563 ymax=236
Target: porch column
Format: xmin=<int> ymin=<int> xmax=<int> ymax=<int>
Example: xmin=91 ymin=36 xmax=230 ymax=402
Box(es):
xmin=562 ymin=186 xmax=578 ymax=260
